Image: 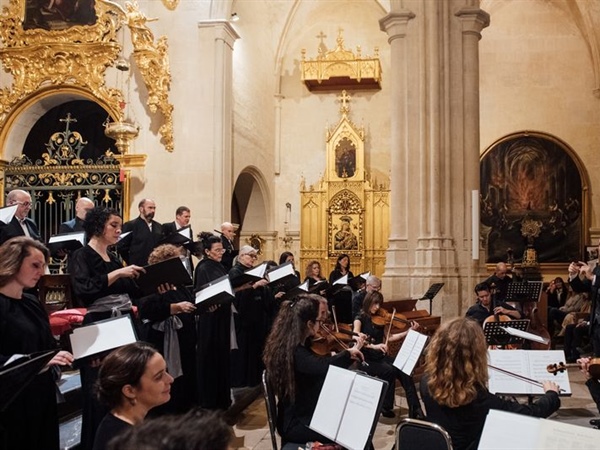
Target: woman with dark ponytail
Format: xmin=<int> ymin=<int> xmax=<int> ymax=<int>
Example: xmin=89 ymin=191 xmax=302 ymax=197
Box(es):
xmin=193 ymin=232 xmax=232 ymax=410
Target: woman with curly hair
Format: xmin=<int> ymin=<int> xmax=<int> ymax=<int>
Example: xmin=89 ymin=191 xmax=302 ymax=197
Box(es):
xmin=139 ymin=244 xmax=197 ymax=414
xmin=69 ymin=206 xmax=145 ymax=450
xmin=420 ymin=317 xmax=561 ymax=450
xmin=262 ymin=294 xmax=363 ymax=445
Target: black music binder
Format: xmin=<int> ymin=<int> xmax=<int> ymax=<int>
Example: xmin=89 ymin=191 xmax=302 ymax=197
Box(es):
xmin=137 ymin=257 xmax=193 ymax=295
xmin=0 ymin=349 xmax=58 ymax=411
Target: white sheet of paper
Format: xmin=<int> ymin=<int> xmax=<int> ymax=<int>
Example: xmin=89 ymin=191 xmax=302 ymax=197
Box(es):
xmin=195 ymin=277 xmax=233 ymax=304
xmin=333 ymin=274 xmax=348 ymax=285
xmin=309 ymin=365 xmax=355 ymax=442
xmin=536 ymin=418 xmax=600 ymax=449
xmin=267 ymin=262 xmax=295 ymax=283
xmin=393 ymin=329 xmax=428 ymax=375
xmin=500 ymin=326 xmax=549 ymax=344
xmin=488 ymin=350 xmax=571 ymax=395
xmin=118 ymin=231 xmax=131 ymax=241
xmin=177 ymin=227 xmax=191 ymax=239
xmin=69 ymin=315 xmax=137 ymax=359
xmin=48 ymin=232 xmax=86 ymax=245
xmin=336 ymin=373 xmax=384 ymax=450
xmin=478 ymin=410 xmax=540 ymax=449
xmin=0 ymin=205 xmax=18 ymax=225
xmin=246 ymin=262 xmax=267 ymax=279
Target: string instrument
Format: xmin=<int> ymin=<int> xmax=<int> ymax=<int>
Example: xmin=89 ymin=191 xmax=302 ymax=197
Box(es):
xmin=329 ymin=306 xmax=373 ymax=344
xmin=547 ymin=359 xmax=600 ymax=379
xmin=483 ymin=311 xmax=518 ymax=349
xmin=523 ymin=303 xmax=551 ymax=350
xmin=371 ymin=309 xmax=412 ymax=331
xmin=313 ymin=324 xmax=369 ymax=367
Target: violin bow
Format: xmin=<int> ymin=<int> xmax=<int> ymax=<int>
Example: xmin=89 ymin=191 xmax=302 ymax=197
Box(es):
xmin=331 ymin=305 xmax=340 ymax=333
xmin=384 ymin=308 xmax=396 ymax=345
xmin=488 ymin=364 xmax=566 ymax=393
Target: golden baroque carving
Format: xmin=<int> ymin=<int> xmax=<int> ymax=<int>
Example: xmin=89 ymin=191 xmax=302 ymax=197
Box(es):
xmin=124 ymin=1 xmax=174 ymax=152
xmin=0 ymin=0 xmax=125 ymax=126
xmin=161 ymin=0 xmax=179 ymax=11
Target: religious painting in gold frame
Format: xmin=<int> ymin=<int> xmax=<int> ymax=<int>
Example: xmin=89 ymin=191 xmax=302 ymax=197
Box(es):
xmin=23 ymin=0 xmax=97 ymax=30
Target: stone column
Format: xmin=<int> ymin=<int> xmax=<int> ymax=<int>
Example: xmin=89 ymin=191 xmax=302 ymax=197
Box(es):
xmin=197 ymin=20 xmax=239 ymax=223
xmin=379 ymin=8 xmax=415 ymax=297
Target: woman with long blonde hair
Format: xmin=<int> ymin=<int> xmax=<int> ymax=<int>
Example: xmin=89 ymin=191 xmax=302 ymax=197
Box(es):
xmin=420 ymin=317 xmax=560 ymax=450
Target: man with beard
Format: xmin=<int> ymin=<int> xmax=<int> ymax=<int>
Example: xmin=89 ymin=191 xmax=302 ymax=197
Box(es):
xmin=118 ymin=198 xmax=162 ymax=266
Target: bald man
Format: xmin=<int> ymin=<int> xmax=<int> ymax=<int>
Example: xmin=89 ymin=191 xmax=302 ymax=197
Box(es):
xmin=59 ymin=197 xmax=94 ymax=234
xmin=0 ymin=189 xmax=41 ymax=244
xmin=220 ymin=221 xmax=237 ymax=271
xmin=484 ymin=261 xmax=513 ymax=307
xmin=117 ymin=198 xmax=163 ymax=266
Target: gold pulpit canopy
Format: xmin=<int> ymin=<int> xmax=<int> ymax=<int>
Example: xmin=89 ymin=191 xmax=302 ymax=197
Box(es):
xmin=301 ymin=29 xmax=382 ymax=92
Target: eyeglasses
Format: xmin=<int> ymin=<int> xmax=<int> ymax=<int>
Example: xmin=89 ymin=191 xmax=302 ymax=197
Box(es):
xmin=16 ymin=201 xmax=32 ymax=207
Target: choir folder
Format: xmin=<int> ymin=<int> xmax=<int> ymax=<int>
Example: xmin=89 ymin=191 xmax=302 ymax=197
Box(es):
xmin=137 ymin=257 xmax=193 ymax=295
xmin=194 ymin=274 xmax=234 ymax=312
xmin=47 ymin=231 xmax=86 ymax=255
xmin=309 ymin=365 xmax=388 ymax=450
xmin=69 ymin=315 xmax=137 ymax=360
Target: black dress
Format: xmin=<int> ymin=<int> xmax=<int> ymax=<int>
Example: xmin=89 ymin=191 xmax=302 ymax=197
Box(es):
xmin=193 ymin=258 xmax=231 ymax=410
xmin=92 ymin=413 xmax=131 ymax=450
xmin=278 ymin=344 xmax=353 ymax=444
xmin=139 ymin=287 xmax=198 ymax=414
xmin=69 ymin=245 xmax=142 ymax=450
xmin=229 ymin=262 xmax=273 ymax=387
xmin=420 ymin=374 xmax=560 ymax=450
xmin=0 ymin=293 xmax=59 ymax=450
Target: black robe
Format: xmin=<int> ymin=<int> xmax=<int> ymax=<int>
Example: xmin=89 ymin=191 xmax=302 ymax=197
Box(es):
xmin=0 ymin=293 xmax=59 ymax=450
xmin=229 ymin=262 xmax=273 ymax=387
xmin=193 ymin=258 xmax=231 ymax=410
xmin=139 ymin=287 xmax=198 ymax=414
xmin=68 ymin=245 xmax=142 ymax=450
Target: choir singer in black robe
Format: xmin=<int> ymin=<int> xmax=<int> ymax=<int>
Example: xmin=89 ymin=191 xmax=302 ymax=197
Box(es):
xmin=193 ymin=232 xmax=232 ymax=410
xmin=0 ymin=237 xmax=74 ymax=450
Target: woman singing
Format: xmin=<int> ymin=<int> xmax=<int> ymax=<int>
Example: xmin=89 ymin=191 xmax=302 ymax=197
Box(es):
xmin=193 ymin=232 xmax=232 ymax=410
xmin=262 ymin=294 xmax=364 ymax=445
xmin=353 ymin=291 xmax=423 ymax=419
xmin=328 ymin=253 xmax=354 ymax=284
xmin=420 ymin=317 xmax=561 ymax=450
xmin=0 ymin=237 xmax=74 ymax=450
xmin=69 ymin=207 xmax=145 ymax=450
xmin=139 ymin=244 xmax=197 ymax=414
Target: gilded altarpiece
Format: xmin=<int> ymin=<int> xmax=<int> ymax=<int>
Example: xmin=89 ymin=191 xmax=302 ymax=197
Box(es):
xmin=300 ymin=92 xmax=390 ymax=277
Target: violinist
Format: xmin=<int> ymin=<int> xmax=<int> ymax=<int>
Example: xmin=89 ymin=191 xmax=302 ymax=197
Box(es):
xmin=465 ymin=282 xmax=522 ymax=326
xmin=353 ymin=291 xmax=424 ymax=419
xmin=577 ymin=357 xmax=600 ymax=428
xmin=420 ymin=318 xmax=560 ymax=450
xmin=262 ymin=294 xmax=364 ymax=445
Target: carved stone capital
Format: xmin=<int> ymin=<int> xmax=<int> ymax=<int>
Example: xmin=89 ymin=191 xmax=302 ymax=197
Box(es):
xmin=379 ymin=10 xmax=416 ymax=42
xmin=455 ymin=7 xmax=491 ymax=39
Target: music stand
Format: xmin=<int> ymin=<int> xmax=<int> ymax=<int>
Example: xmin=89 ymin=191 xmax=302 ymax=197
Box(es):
xmin=483 ymin=319 xmax=530 ymax=347
xmin=418 ymin=283 xmax=445 ymax=315
xmin=505 ymin=281 xmax=543 ymax=303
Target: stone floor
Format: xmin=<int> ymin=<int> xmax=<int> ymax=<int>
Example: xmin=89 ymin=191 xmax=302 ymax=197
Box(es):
xmin=230 ymin=366 xmax=600 ymax=450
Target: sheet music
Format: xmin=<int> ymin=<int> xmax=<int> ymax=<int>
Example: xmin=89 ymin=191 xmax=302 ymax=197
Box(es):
xmin=478 ymin=410 xmax=541 ymax=449
xmin=118 ymin=231 xmax=131 ymax=241
xmin=336 ymin=374 xmax=384 ymax=450
xmin=333 ymin=274 xmax=348 ymax=285
xmin=500 ymin=326 xmax=549 ymax=344
xmin=309 ymin=365 xmax=355 ymax=441
xmin=488 ymin=350 xmax=571 ymax=395
xmin=48 ymin=232 xmax=86 ymax=244
xmin=245 ymin=262 xmax=267 ymax=279
xmin=392 ymin=329 xmax=428 ymax=375
xmin=177 ymin=227 xmax=191 ymax=239
xmin=70 ymin=316 xmax=137 ymax=359
xmin=0 ymin=205 xmax=18 ymax=225
xmin=267 ymin=262 xmax=295 ymax=283
xmin=195 ymin=277 xmax=233 ymax=304
xmin=479 ymin=410 xmax=599 ymax=449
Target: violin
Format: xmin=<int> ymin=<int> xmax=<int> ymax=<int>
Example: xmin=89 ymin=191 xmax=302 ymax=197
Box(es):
xmin=547 ymin=358 xmax=600 ymax=379
xmin=371 ymin=309 xmax=412 ymax=331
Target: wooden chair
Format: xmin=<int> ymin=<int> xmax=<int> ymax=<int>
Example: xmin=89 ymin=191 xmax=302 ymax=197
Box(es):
xmin=396 ymin=418 xmax=453 ymax=450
